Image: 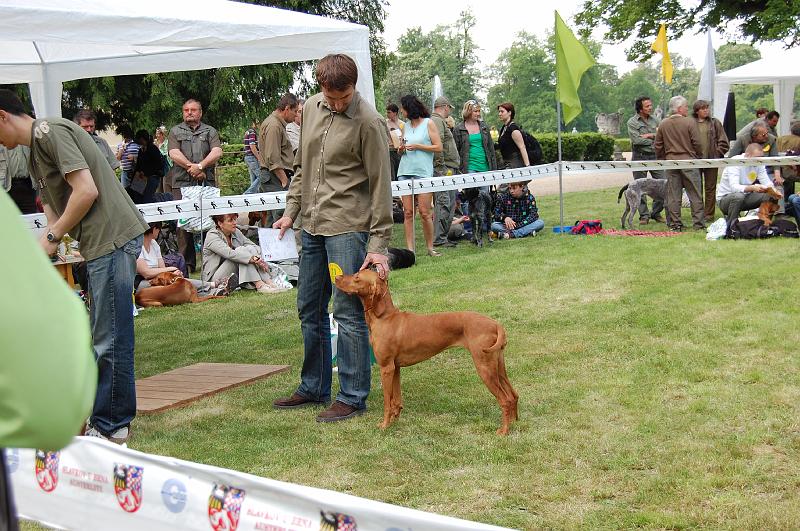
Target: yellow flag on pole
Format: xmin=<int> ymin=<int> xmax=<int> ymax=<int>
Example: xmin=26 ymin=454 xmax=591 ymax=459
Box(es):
xmin=554 ymin=11 xmax=595 ymax=124
xmin=651 ymin=24 xmax=673 ymax=84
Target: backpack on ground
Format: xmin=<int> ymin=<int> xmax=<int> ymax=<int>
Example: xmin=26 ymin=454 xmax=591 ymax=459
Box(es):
xmin=571 ymin=219 xmax=603 ymax=235
xmin=727 ymin=217 xmax=798 ymax=239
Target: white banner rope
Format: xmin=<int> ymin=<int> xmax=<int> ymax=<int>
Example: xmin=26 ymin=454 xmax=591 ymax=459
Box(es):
xmin=8 ymin=439 xmax=509 ymax=531
xmin=21 ymin=156 xmax=799 ymax=230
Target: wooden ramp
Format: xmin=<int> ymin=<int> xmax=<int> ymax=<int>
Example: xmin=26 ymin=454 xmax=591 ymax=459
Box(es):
xmin=136 ymin=362 xmax=290 ymax=414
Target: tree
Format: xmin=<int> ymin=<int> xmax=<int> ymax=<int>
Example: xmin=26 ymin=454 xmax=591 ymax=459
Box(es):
xmin=487 ymin=32 xmax=618 ymax=134
xmin=8 ymin=0 xmax=389 ymax=140
xmin=575 ymin=0 xmax=800 ymax=62
xmin=378 ymin=10 xmax=483 ymax=111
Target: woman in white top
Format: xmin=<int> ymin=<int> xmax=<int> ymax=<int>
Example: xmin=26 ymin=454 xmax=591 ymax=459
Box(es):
xmin=136 ymin=222 xmax=233 ymax=295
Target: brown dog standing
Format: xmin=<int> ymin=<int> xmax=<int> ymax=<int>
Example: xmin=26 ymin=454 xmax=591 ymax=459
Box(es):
xmin=135 ymin=272 xmax=223 ymax=308
xmin=334 ymin=269 xmax=518 ymax=435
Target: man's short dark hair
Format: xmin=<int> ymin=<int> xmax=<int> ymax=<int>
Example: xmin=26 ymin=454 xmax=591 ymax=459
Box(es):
xmin=116 ymin=123 xmax=134 ymax=139
xmin=386 ymin=103 xmax=399 ymax=113
xmin=497 ymin=102 xmax=515 ymax=120
xmin=316 ymin=54 xmax=358 ymax=91
xmin=400 ymin=95 xmax=430 ymax=120
xmin=634 ymin=96 xmax=651 ymax=113
xmin=73 ymin=109 xmax=96 ymax=124
xmin=134 ymin=129 xmax=151 ymax=144
xmin=277 ymin=93 xmax=298 ymax=111
xmin=766 ymin=110 xmax=780 ymax=121
xmin=0 ymin=89 xmax=26 ymax=116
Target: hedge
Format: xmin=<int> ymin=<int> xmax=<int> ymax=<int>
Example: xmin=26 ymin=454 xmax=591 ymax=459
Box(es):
xmin=216 ymin=134 xmax=615 ymax=187
xmin=535 ymin=132 xmax=615 ymax=163
xmin=614 ymin=138 xmax=632 ymax=153
xmin=216 ymin=163 xmax=250 ymax=196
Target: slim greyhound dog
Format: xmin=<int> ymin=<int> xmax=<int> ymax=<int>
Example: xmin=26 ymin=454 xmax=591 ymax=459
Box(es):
xmin=618 ymin=177 xmax=668 ymax=229
xmin=334 ymin=269 xmax=519 ymax=435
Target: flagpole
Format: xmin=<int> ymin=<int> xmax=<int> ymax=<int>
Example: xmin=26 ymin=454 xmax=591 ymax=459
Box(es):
xmin=557 ymin=100 xmax=564 ymax=233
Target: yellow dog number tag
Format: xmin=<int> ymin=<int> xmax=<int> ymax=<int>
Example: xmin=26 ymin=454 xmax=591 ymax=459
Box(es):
xmin=328 ymin=262 xmax=343 ymax=284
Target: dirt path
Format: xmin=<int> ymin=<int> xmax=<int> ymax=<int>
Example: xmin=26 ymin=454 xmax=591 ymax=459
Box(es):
xmin=528 ymin=169 xmax=633 ymax=197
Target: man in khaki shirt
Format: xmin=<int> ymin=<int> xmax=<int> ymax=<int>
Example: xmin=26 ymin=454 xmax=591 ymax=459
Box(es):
xmin=258 ymin=93 xmax=298 ymax=224
xmin=167 ymin=99 xmax=223 ymax=272
xmin=654 ymin=95 xmax=705 ymax=231
xmin=272 ymin=54 xmax=392 ymax=423
xmin=0 ymin=89 xmax=147 ymax=445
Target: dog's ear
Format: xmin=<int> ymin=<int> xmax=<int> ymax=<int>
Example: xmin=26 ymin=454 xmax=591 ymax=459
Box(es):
xmin=368 ymin=275 xmax=389 ymax=317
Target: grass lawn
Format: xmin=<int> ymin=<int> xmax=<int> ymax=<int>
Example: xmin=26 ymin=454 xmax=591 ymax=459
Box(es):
xmin=120 ymin=186 xmax=799 ymax=529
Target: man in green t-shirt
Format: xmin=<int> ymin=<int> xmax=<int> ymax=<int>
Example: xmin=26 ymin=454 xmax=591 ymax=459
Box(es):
xmin=0 ymin=89 xmax=148 ymax=445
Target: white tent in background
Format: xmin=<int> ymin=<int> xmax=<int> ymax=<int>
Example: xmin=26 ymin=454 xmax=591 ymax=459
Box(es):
xmin=0 ymin=0 xmax=375 ymax=118
xmin=713 ymin=47 xmax=800 ymax=136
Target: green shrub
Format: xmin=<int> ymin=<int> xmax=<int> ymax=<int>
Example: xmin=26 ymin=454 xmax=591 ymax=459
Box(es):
xmin=615 ymin=138 xmax=632 ymax=153
xmin=535 ymin=132 xmax=613 ymax=162
xmin=582 ymin=133 xmax=615 ymax=161
xmin=219 ymin=144 xmax=246 ymax=166
xmin=216 ymin=163 xmax=250 ymax=196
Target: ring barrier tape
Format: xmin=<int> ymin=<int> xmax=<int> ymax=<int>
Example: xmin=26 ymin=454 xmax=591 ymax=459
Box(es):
xmin=8 ymin=439 xmax=510 ymax=531
xmin=22 ymin=156 xmax=800 ymax=230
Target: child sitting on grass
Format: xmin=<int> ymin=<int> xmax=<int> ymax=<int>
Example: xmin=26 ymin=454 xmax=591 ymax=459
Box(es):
xmin=491 ymin=181 xmax=544 ymax=239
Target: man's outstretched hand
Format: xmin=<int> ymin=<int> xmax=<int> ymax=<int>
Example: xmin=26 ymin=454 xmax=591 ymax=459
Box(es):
xmin=272 ymin=216 xmax=294 ymax=239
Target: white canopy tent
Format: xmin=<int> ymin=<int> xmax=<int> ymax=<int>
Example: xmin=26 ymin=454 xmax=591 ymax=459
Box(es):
xmin=0 ymin=0 xmax=375 ymax=118
xmin=713 ymin=47 xmax=800 ymax=136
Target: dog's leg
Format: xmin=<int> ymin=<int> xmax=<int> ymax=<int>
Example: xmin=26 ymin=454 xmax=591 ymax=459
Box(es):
xmin=627 ymin=189 xmax=640 ymax=228
xmin=621 ymin=195 xmax=631 ymax=228
xmin=389 ymin=367 xmax=403 ymax=423
xmin=497 ymin=353 xmax=519 ymax=422
xmin=470 ymin=346 xmax=516 ymax=436
xmin=378 ymin=362 xmax=397 ymax=429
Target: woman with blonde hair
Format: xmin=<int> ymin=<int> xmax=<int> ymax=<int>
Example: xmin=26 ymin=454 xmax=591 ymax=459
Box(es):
xmin=453 ymin=100 xmax=497 ymax=239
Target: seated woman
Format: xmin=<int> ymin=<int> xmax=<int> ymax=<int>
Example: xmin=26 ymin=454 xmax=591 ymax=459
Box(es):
xmin=136 ymin=222 xmax=233 ymax=295
xmin=203 ymin=213 xmax=291 ymax=294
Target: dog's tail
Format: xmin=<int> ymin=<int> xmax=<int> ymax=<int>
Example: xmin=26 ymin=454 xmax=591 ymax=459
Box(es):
xmin=484 ymin=322 xmax=508 ymax=355
xmin=617 ymin=184 xmax=629 ymax=203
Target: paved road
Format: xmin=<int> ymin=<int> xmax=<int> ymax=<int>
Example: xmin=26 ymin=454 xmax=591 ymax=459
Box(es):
xmin=527 ymin=169 xmax=633 ymax=197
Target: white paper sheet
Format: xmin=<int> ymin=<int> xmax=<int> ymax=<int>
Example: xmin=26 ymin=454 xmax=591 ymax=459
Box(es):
xmin=258 ymin=228 xmax=298 ymax=261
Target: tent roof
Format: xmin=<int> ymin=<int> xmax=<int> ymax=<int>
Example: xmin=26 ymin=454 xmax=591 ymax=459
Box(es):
xmin=0 ymin=0 xmax=375 ymax=115
xmin=716 ymin=47 xmax=800 ymax=84
xmin=713 ymin=48 xmax=800 ymax=135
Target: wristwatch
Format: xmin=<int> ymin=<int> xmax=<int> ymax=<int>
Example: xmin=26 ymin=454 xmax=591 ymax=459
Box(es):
xmin=197 ymin=162 xmax=204 ymax=171
xmin=46 ymin=230 xmax=59 ymax=243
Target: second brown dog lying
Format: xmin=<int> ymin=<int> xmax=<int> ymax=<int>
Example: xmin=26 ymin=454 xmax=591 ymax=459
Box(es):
xmin=135 ymin=272 xmax=224 ymax=308
xmin=334 ymin=269 xmax=519 ymax=435
xmin=757 ymin=200 xmax=780 ymax=226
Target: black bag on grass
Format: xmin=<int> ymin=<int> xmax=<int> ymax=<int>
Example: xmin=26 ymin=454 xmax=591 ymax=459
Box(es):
xmin=727 ymin=218 xmax=798 ymax=239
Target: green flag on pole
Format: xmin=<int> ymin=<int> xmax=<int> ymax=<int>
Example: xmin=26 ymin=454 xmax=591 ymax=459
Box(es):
xmin=554 ymin=11 xmax=595 ymax=124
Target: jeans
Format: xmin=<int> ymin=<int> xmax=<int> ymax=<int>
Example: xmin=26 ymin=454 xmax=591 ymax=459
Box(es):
xmin=491 ymin=218 xmax=544 ymax=238
xmin=718 ymin=191 xmax=773 ymax=228
xmin=86 ymin=235 xmax=142 ymax=435
xmin=787 ymin=194 xmax=800 ymax=227
xmin=244 ymin=154 xmax=261 ymax=194
xmin=120 ymin=169 xmax=132 ymax=189
xmin=295 ymin=231 xmax=371 ymax=409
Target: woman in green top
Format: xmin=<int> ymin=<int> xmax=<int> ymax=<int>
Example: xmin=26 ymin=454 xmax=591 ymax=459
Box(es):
xmin=453 ymin=100 xmax=497 ymax=237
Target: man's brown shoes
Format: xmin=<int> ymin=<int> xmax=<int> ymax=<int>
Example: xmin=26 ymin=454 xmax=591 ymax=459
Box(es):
xmin=316 ymin=401 xmax=365 ymax=422
xmin=272 ymin=393 xmax=328 ymax=409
